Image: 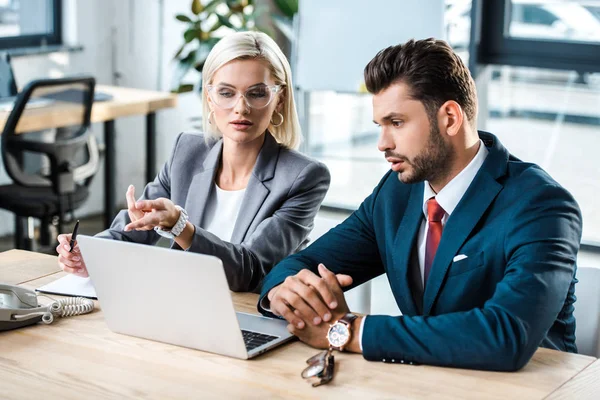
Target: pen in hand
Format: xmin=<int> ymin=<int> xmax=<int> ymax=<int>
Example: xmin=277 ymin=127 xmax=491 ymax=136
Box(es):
xmin=69 ymin=220 xmax=80 ymax=253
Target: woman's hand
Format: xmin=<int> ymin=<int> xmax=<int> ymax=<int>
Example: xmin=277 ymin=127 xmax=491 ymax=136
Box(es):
xmin=123 ymin=196 xmax=180 ymax=232
xmin=126 ymin=185 xmax=145 ymax=224
xmin=56 ymin=233 xmax=88 ymax=277
xmin=123 ymin=184 xmax=194 ymax=249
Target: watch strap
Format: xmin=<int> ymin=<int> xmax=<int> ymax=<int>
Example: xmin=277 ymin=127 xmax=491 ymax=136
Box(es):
xmin=170 ymin=205 xmax=188 ymax=236
xmin=339 ymin=313 xmax=357 ymax=327
xmin=154 ymin=205 xmax=188 ymax=238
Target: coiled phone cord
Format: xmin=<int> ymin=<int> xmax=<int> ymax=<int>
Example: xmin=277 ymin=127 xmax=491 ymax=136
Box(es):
xmin=14 ymin=295 xmax=94 ymax=324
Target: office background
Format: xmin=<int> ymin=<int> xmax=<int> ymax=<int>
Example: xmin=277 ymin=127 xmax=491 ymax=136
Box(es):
xmin=0 ymin=0 xmax=599 ymax=352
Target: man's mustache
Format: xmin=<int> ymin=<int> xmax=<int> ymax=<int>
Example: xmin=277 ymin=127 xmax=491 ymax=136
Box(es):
xmin=384 ymin=150 xmax=408 ymax=161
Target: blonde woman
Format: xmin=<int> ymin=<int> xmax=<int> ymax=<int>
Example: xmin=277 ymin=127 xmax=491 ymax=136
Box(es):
xmin=56 ymin=32 xmax=330 ymax=292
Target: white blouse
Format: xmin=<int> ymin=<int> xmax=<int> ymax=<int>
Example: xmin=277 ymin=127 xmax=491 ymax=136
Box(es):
xmin=202 ymin=184 xmax=247 ymax=241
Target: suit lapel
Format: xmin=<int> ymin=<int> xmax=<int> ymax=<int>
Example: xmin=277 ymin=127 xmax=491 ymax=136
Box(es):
xmin=422 ymin=132 xmax=508 ymax=315
xmin=184 ymin=139 xmax=222 ymax=226
xmin=230 ymin=133 xmax=280 ymax=243
xmin=390 ymin=183 xmax=424 ymax=316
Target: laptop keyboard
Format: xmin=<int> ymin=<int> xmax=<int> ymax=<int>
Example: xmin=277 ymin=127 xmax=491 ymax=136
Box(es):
xmin=242 ymin=330 xmax=279 ymax=351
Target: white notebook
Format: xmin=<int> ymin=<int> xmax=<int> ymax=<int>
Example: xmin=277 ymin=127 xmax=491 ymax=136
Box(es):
xmin=36 ymin=274 xmax=97 ymax=299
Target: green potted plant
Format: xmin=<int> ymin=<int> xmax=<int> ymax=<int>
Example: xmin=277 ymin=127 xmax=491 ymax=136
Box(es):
xmin=171 ymin=0 xmax=271 ymax=93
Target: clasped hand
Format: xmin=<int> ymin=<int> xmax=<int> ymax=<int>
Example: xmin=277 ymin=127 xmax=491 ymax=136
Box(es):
xmin=269 ymin=264 xmax=353 ymax=349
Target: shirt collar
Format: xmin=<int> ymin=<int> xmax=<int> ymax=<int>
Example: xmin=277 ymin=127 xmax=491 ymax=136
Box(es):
xmin=422 ymin=139 xmax=489 ymax=218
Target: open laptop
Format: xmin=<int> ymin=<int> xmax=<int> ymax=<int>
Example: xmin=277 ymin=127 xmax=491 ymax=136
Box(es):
xmin=76 ymin=235 xmax=294 ymax=359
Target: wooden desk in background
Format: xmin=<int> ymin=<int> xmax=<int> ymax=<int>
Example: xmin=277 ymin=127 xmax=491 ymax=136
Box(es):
xmin=0 ymin=249 xmax=598 ymax=399
xmin=0 ymin=85 xmax=178 ymax=228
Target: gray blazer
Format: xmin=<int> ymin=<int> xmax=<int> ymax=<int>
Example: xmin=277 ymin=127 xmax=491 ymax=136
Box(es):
xmin=97 ymin=132 xmax=331 ymax=292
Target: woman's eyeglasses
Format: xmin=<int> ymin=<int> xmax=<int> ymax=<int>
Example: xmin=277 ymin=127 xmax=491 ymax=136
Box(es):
xmin=301 ymin=348 xmax=335 ymax=387
xmin=206 ymin=84 xmax=283 ymax=110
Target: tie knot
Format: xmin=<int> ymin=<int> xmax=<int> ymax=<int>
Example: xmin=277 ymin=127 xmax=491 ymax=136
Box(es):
xmin=427 ymin=198 xmax=445 ymax=222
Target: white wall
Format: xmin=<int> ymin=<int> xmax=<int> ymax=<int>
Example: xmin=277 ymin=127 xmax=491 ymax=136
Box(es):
xmin=0 ymin=0 xmax=202 ymax=236
xmin=296 ymin=0 xmax=445 ymax=92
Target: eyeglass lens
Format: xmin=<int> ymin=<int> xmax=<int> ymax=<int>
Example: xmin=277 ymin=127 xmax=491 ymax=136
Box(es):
xmin=210 ymin=85 xmax=275 ymax=109
xmin=301 ymin=348 xmax=335 ymax=387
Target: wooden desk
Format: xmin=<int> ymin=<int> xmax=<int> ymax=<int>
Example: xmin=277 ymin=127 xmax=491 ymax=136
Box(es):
xmin=0 ymin=85 xmax=178 ymax=228
xmin=547 ymin=359 xmax=600 ymax=399
xmin=0 ymin=249 xmax=598 ymax=399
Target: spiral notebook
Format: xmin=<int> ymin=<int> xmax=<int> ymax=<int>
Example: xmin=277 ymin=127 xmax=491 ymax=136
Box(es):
xmin=36 ymin=274 xmax=98 ymax=299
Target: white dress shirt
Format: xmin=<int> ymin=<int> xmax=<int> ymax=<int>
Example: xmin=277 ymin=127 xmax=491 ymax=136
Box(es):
xmin=359 ymin=140 xmax=489 ymax=350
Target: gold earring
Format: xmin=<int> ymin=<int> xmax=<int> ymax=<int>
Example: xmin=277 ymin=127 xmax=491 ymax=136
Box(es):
xmin=208 ymin=110 xmax=214 ymax=125
xmin=271 ymin=112 xmax=284 ymax=127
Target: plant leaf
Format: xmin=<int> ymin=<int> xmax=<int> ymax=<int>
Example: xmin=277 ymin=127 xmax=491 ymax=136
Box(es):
xmin=216 ymin=13 xmax=235 ymax=29
xmin=171 ymin=57 xmax=195 ymax=91
xmin=173 ymin=42 xmax=188 ymax=59
xmin=191 ymin=0 xmax=204 ymax=15
xmin=175 ymin=14 xmax=193 ymax=22
xmin=226 ymin=0 xmax=244 ymax=13
xmin=184 ymin=28 xmax=199 ymax=43
xmin=209 ymin=20 xmax=223 ymax=32
xmin=194 ymin=60 xmax=206 ymax=72
xmin=273 ymin=0 xmax=298 ymax=18
xmin=173 ymin=84 xmax=195 ymax=93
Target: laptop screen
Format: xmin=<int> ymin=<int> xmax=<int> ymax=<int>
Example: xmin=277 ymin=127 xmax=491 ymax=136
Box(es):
xmin=0 ymin=53 xmax=18 ymax=99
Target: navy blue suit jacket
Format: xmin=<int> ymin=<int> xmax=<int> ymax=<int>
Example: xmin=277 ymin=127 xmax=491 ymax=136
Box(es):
xmin=259 ymin=132 xmax=582 ymax=371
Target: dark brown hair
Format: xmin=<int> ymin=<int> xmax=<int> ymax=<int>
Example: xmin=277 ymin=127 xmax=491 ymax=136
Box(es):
xmin=364 ymin=38 xmax=477 ymax=124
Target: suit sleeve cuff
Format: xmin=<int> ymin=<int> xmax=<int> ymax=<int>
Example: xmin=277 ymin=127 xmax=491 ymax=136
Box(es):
xmin=359 ymin=315 xmax=367 ymax=352
xmin=259 ymin=295 xmax=271 ymax=313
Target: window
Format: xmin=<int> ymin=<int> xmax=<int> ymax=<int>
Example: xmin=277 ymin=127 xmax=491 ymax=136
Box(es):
xmin=472 ymin=0 xmax=600 ymax=245
xmin=302 ymin=0 xmax=474 ymax=210
xmin=477 ymin=0 xmax=600 ymax=71
xmin=0 ymin=0 xmax=61 ymax=49
xmin=516 ymin=5 xmax=559 ymax=27
xmin=480 ymin=65 xmax=600 ymax=243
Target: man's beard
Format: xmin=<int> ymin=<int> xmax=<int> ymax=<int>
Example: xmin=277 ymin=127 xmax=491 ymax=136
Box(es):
xmin=396 ymin=123 xmax=454 ymax=185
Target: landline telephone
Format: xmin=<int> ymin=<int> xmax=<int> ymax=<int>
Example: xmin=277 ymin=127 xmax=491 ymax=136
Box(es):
xmin=0 ymin=283 xmax=94 ymax=331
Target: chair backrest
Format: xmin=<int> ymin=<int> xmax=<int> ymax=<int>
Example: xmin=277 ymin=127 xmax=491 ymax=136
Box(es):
xmin=1 ymin=76 xmax=97 ymax=194
xmin=0 ymin=52 xmax=18 ymax=98
xmin=574 ymin=266 xmax=600 ymax=357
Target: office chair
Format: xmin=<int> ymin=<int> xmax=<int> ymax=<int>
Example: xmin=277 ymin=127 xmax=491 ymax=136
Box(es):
xmin=0 ymin=76 xmax=99 ymax=250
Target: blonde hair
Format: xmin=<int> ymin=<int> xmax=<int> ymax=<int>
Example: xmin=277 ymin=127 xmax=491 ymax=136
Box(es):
xmin=201 ymin=31 xmax=302 ymax=150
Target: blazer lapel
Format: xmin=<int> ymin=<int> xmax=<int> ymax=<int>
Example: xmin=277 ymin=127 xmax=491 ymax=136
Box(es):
xmin=184 ymin=139 xmax=222 ymax=226
xmin=422 ymin=132 xmax=509 ymax=315
xmin=390 ymin=183 xmax=424 ymax=316
xmin=230 ymin=133 xmax=280 ymax=243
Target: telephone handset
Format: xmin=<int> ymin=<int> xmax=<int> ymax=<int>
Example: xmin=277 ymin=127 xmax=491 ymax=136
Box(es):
xmin=0 ymin=283 xmax=94 ymax=332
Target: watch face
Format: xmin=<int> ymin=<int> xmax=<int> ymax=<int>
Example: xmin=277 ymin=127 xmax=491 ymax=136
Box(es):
xmin=327 ymin=322 xmax=350 ymax=348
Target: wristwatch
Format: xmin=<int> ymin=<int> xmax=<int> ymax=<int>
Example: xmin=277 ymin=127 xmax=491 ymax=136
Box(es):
xmin=154 ymin=205 xmax=188 ymax=240
xmin=326 ymin=313 xmax=357 ymax=351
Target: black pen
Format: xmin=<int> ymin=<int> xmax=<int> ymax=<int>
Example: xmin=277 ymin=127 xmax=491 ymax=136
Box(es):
xmin=69 ymin=220 xmax=80 ymax=253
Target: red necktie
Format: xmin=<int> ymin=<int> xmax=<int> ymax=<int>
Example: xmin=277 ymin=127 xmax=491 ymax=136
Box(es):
xmin=424 ymin=197 xmax=445 ymax=287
